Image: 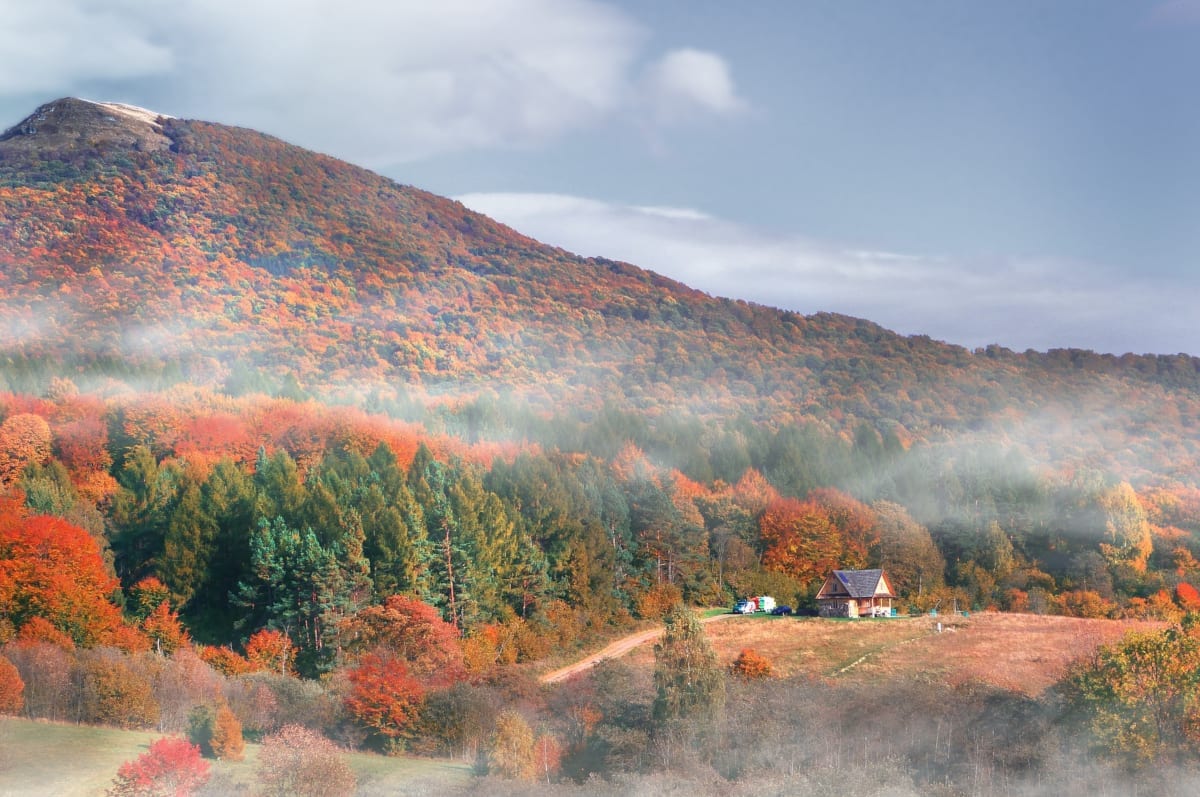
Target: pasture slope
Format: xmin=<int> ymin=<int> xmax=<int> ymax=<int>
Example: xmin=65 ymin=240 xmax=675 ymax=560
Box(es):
xmin=553 ymin=611 xmax=1159 ymax=696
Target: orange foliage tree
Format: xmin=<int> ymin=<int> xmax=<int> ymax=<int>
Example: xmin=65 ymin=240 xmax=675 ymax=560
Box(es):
xmin=244 ymin=628 xmax=294 ymax=675
xmin=344 ymin=651 xmax=426 ymax=748
xmin=0 ymin=513 xmax=130 ymax=646
xmin=0 ymin=413 xmax=51 ymax=484
xmin=0 ymin=654 xmax=23 ymax=714
xmin=758 ymin=497 xmax=844 ymax=591
xmin=141 ymin=600 xmax=190 ymax=656
xmin=337 ymin=595 xmax=464 ymax=687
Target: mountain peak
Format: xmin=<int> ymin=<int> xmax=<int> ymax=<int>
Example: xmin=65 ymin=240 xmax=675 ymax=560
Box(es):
xmin=0 ymin=97 xmax=172 ymax=154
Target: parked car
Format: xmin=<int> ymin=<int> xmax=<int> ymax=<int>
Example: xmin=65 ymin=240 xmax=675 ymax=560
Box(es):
xmin=770 ymin=605 xmax=793 ymax=616
xmin=733 ymin=599 xmax=756 ymax=614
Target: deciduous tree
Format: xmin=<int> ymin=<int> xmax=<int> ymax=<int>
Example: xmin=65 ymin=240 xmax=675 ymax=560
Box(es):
xmin=0 ymin=654 xmax=23 ymax=714
xmin=489 ymin=710 xmax=536 ymax=781
xmin=344 ymin=651 xmax=425 ymax=749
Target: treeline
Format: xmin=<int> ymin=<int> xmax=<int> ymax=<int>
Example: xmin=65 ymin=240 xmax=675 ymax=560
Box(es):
xmin=2 ymin=383 xmax=1200 ymax=668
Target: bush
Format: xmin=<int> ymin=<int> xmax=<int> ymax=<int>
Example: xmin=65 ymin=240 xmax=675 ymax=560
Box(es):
xmin=730 ymin=648 xmax=774 ymax=679
xmin=257 ymin=724 xmax=355 ymax=797
xmin=82 ymin=654 xmax=159 ymax=729
xmin=106 ymin=736 xmax=209 ymax=797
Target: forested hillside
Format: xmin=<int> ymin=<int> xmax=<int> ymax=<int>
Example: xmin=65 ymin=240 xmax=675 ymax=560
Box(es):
xmin=3 ymin=98 xmax=1200 ymax=793
xmin=1 ymin=99 xmax=1198 ymax=482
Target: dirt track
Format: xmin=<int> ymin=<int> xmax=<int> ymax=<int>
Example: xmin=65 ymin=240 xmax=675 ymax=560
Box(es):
xmin=539 ymin=612 xmax=735 ymax=684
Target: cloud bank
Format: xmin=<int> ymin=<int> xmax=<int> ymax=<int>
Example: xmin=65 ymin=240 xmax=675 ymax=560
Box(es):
xmin=456 ymin=192 xmax=1199 ymax=355
xmin=0 ymin=0 xmax=745 ymax=164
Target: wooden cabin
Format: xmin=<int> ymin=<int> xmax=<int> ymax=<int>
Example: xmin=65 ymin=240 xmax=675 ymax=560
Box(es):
xmin=815 ymin=569 xmax=896 ymax=618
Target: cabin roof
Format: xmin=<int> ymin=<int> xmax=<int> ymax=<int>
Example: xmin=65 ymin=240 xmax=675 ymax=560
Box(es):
xmin=820 ymin=569 xmax=894 ymax=599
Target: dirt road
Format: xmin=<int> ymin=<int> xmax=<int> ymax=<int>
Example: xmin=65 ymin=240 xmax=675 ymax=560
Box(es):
xmin=539 ymin=612 xmax=735 ymax=684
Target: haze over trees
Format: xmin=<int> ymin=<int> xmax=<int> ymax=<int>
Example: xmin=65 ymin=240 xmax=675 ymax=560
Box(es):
xmin=0 ymin=98 xmax=1199 ymax=794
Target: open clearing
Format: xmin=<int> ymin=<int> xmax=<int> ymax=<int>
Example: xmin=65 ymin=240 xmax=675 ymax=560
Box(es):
xmin=611 ymin=611 xmax=1162 ymax=696
xmin=0 ymin=717 xmax=471 ymax=797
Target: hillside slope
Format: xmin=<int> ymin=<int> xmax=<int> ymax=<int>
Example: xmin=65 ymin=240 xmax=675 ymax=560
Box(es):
xmin=1 ymin=98 xmax=1198 ymax=478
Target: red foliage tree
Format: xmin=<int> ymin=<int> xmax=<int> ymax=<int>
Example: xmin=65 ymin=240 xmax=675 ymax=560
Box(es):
xmin=107 ymin=736 xmax=210 ymax=797
xmin=54 ymin=413 xmax=112 ymax=475
xmin=1177 ymin=582 xmax=1200 ymax=612
xmin=533 ymin=731 xmax=564 ymax=784
xmin=0 ymin=654 xmax=24 ymax=714
xmin=338 ymin=594 xmax=464 ymax=687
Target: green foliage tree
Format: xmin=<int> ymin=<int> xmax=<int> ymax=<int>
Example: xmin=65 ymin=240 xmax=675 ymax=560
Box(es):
xmin=651 ymin=605 xmax=725 ymax=732
xmin=1066 ymin=617 xmax=1200 ymax=764
xmin=234 ymin=517 xmax=343 ymax=675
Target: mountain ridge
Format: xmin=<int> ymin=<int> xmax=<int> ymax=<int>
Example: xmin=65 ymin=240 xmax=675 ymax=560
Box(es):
xmin=0 ymin=98 xmax=1197 ymax=481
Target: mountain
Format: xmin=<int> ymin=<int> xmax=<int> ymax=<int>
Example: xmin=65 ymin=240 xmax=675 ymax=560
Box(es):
xmin=1 ymin=98 xmax=1198 ymax=481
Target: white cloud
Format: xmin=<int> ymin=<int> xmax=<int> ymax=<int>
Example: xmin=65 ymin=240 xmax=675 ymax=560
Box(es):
xmin=642 ymin=48 xmax=746 ymax=120
xmin=456 ymin=191 xmax=1199 ymax=355
xmin=0 ymin=0 xmax=746 ymax=164
xmin=0 ymin=0 xmax=173 ymax=93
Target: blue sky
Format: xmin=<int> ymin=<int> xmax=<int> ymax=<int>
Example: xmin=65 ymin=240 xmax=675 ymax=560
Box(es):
xmin=1 ymin=1 xmax=1197 ymax=354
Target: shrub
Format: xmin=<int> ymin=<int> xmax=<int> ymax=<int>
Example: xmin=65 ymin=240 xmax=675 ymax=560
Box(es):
xmin=106 ymin=736 xmax=209 ymax=797
xmin=190 ymin=703 xmax=245 ymax=761
xmin=730 ymin=648 xmax=774 ymax=679
xmin=257 ymin=724 xmax=355 ymax=797
xmin=82 ymin=654 xmax=159 ymax=729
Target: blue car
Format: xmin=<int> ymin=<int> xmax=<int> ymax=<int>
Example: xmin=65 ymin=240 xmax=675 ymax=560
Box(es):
xmin=770 ymin=605 xmax=793 ymax=616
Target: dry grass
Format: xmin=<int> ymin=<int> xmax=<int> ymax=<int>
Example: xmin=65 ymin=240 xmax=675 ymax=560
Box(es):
xmin=0 ymin=717 xmax=471 ymax=797
xmin=624 ymin=612 xmax=1163 ymax=696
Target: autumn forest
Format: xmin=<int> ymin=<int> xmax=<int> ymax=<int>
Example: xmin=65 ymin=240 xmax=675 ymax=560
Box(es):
xmin=1 ymin=98 xmax=1200 ymax=795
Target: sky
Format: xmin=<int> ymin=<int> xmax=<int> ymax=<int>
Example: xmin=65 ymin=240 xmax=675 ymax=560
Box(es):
xmin=0 ymin=0 xmax=1197 ymax=355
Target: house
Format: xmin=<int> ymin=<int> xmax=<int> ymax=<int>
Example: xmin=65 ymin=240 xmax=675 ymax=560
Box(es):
xmin=815 ymin=569 xmax=896 ymax=618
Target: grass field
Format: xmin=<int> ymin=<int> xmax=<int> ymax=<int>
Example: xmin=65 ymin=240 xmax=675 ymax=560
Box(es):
xmin=0 ymin=717 xmax=471 ymax=797
xmin=623 ymin=611 xmax=1162 ymax=695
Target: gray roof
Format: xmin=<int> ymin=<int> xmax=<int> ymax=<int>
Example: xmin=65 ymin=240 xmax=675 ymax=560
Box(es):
xmin=833 ymin=569 xmax=888 ymax=598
